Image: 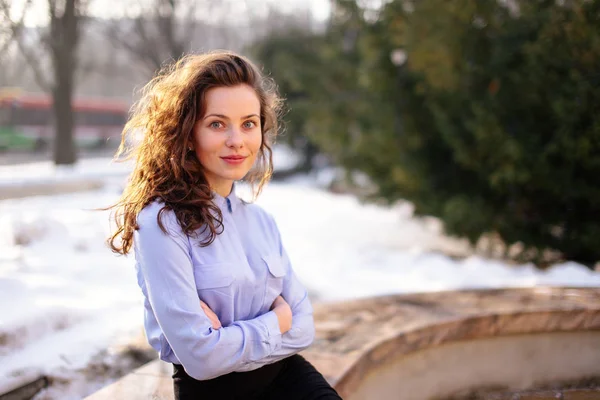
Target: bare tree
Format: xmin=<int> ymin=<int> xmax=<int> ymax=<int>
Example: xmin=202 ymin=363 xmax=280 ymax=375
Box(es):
xmin=107 ymin=0 xmax=201 ymax=75
xmin=0 ymin=0 xmax=85 ymax=165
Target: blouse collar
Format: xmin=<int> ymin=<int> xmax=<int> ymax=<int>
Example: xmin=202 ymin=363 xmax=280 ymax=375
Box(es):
xmin=212 ymin=184 xmax=241 ymax=213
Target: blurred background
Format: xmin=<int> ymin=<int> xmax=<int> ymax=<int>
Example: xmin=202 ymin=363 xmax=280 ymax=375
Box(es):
xmin=0 ymin=0 xmax=599 ymax=399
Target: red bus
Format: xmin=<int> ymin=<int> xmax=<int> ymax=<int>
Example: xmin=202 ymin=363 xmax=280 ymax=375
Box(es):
xmin=0 ymin=89 xmax=129 ymax=151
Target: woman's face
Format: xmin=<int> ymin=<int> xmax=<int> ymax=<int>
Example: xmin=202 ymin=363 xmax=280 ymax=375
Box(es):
xmin=192 ymin=84 xmax=262 ymax=196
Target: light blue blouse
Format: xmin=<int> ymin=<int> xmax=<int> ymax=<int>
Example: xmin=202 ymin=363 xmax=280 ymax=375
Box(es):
xmin=133 ymin=188 xmax=315 ymax=381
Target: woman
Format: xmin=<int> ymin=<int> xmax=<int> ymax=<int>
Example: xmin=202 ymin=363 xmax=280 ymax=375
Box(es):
xmin=107 ymin=52 xmax=342 ymax=399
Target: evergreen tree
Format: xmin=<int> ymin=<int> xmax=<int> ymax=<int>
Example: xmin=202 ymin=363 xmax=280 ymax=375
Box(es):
xmin=252 ymin=0 xmax=600 ymax=266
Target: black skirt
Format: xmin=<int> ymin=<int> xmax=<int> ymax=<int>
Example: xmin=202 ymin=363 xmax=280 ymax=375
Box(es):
xmin=172 ymin=354 xmax=342 ymax=400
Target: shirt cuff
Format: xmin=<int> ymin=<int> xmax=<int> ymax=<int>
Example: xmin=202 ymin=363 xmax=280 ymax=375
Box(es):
xmin=255 ymin=310 xmax=282 ymax=354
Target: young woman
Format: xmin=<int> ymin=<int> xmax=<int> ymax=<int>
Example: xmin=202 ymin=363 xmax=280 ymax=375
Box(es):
xmin=107 ymin=52 xmax=342 ymax=399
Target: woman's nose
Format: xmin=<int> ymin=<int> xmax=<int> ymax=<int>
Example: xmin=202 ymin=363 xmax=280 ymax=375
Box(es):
xmin=226 ymin=127 xmax=244 ymax=148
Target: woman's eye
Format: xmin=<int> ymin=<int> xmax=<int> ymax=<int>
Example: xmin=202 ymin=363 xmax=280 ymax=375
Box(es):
xmin=210 ymin=121 xmax=223 ymax=129
xmin=243 ymin=121 xmax=257 ymax=129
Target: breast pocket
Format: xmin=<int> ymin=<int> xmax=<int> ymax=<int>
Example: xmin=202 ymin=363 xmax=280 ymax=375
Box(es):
xmin=262 ymin=254 xmax=286 ymax=309
xmin=192 ymin=263 xmax=235 ymax=299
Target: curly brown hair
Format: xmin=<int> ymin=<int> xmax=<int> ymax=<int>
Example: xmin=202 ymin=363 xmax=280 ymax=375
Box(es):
xmin=107 ymin=51 xmax=283 ymax=255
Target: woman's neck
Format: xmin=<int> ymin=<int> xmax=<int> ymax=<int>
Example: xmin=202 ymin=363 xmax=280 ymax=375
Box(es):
xmin=210 ymin=180 xmax=234 ymax=198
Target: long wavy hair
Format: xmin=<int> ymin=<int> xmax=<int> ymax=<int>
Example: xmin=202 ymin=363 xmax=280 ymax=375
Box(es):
xmin=107 ymin=51 xmax=282 ymax=255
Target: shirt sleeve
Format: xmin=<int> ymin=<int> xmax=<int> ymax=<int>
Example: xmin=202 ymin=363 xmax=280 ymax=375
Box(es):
xmin=243 ymin=216 xmax=316 ymax=368
xmin=134 ymin=204 xmax=282 ymax=381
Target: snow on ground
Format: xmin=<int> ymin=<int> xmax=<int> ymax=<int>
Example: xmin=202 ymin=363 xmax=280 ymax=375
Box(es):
xmin=0 ymin=186 xmax=148 ymax=399
xmin=0 ymin=150 xmax=599 ymax=399
xmin=253 ymin=180 xmax=600 ymax=300
xmin=0 ymin=156 xmax=133 ymax=189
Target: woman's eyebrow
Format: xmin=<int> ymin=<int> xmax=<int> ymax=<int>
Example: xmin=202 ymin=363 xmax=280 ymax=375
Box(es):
xmin=203 ymin=113 xmax=228 ymax=120
xmin=203 ymin=113 xmax=260 ymax=120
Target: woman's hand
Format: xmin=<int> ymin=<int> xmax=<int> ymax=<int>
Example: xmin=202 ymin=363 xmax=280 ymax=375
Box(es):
xmin=270 ymin=295 xmax=292 ymax=334
xmin=200 ymin=300 xmax=222 ymax=330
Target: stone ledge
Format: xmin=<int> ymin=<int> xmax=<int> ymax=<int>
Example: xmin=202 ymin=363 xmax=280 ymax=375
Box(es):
xmin=455 ymin=387 xmax=600 ymax=399
xmin=85 ymin=287 xmax=600 ymax=400
xmin=308 ymin=287 xmax=600 ymax=397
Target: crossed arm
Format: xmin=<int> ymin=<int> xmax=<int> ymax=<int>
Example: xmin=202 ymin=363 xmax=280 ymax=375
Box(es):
xmin=199 ymin=258 xmax=316 ymax=370
xmin=201 ymin=295 xmax=291 ymax=333
xmin=135 ymin=205 xmax=315 ymax=380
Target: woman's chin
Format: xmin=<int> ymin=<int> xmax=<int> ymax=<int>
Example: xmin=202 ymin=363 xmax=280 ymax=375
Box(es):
xmin=211 ymin=162 xmax=254 ymax=182
xmin=220 ymin=170 xmax=251 ymax=182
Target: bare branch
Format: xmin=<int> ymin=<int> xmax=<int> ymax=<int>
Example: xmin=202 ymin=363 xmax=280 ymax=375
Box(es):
xmin=14 ymin=37 xmax=51 ymax=90
xmin=108 ymin=0 xmax=206 ymax=74
xmin=0 ymin=36 xmax=12 ymax=61
xmin=133 ymin=14 xmax=164 ymax=70
xmin=75 ymin=55 xmax=96 ymax=83
xmin=181 ymin=0 xmax=197 ymax=50
xmin=0 ymin=0 xmax=51 ymax=90
xmin=106 ymin=17 xmax=163 ymax=73
xmin=48 ymin=0 xmax=57 ymax=18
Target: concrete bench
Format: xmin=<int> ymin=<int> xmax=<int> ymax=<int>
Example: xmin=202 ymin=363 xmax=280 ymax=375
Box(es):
xmin=85 ymin=287 xmax=600 ymax=400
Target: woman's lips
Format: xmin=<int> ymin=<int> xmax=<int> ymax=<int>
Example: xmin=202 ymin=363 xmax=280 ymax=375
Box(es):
xmin=221 ymin=155 xmax=247 ymax=165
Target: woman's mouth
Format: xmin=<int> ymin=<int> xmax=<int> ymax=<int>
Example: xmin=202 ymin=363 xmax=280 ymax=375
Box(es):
xmin=220 ymin=155 xmax=247 ymax=165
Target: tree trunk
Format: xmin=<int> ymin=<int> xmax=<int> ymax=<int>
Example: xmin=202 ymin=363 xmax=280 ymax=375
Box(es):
xmin=52 ymin=70 xmax=76 ymax=165
xmin=300 ymin=141 xmax=318 ymax=172
xmin=51 ymin=0 xmax=79 ymax=166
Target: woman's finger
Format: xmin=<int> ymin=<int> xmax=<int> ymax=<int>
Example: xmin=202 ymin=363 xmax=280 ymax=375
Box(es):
xmin=203 ymin=306 xmax=216 ymax=320
xmin=199 ymin=301 xmax=222 ymax=329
